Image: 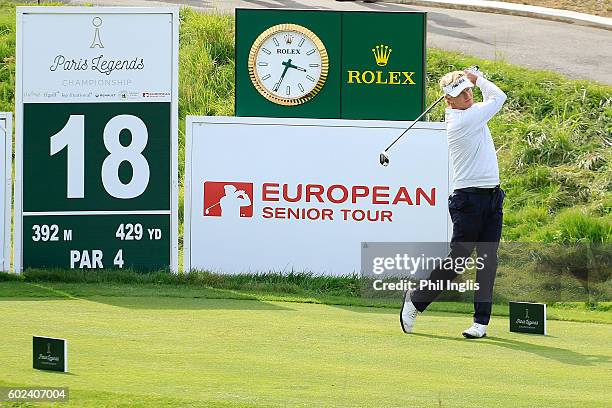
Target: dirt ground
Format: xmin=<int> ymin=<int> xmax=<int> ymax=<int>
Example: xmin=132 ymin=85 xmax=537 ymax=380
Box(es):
xmin=498 ymin=0 xmax=611 ymax=17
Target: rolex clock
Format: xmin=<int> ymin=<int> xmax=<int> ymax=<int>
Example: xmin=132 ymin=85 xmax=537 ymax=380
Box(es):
xmin=248 ymin=24 xmax=329 ymax=106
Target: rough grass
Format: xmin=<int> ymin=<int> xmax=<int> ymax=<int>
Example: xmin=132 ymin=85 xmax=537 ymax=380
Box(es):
xmin=425 ymin=49 xmax=611 ymax=243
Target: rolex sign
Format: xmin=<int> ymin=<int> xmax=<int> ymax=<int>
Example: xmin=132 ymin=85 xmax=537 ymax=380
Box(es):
xmin=236 ymin=9 xmax=426 ymax=121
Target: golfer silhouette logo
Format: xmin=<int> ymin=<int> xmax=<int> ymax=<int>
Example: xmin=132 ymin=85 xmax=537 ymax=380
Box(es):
xmin=203 ymin=181 xmax=254 ymax=218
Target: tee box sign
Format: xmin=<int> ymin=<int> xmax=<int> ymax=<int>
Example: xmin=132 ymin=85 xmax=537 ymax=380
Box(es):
xmin=509 ymin=301 xmax=547 ymax=335
xmin=235 ymin=9 xmax=426 ymax=120
xmin=15 ymin=7 xmax=179 ymax=272
xmin=1 ymin=113 xmax=12 ymax=272
xmin=33 ymin=336 xmax=68 ymax=372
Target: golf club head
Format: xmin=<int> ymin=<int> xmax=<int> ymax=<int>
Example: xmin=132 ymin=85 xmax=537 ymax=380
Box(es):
xmin=465 ymin=65 xmax=484 ymax=78
xmin=380 ymin=152 xmax=389 ymax=167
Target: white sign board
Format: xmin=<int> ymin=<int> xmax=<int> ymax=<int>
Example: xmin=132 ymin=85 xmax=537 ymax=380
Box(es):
xmin=185 ymin=116 xmax=451 ymax=276
xmin=19 ymin=8 xmax=174 ymax=104
xmin=0 ymin=112 xmax=12 ymax=271
xmin=15 ymin=7 xmax=179 ymax=272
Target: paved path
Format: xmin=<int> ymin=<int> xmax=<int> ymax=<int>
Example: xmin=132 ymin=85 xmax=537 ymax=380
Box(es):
xmin=70 ymin=0 xmax=612 ymax=84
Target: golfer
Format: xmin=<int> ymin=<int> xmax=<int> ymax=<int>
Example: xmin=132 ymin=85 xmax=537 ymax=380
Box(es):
xmin=400 ymin=69 xmax=507 ymax=338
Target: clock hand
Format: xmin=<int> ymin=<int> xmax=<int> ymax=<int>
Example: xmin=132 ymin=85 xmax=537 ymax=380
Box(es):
xmin=283 ymin=60 xmax=307 ymax=72
xmin=273 ymin=59 xmax=292 ymax=92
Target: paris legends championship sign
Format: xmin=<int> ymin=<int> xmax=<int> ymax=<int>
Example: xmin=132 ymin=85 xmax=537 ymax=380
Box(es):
xmin=14 ymin=7 xmax=179 ymax=272
xmin=184 ymin=116 xmax=451 ymax=276
xmin=509 ymin=301 xmax=547 ymax=335
xmin=0 ymin=113 xmax=12 ymax=271
xmin=33 ymin=336 xmax=68 ymax=372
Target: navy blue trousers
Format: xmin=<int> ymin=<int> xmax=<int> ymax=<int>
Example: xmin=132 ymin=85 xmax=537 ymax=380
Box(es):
xmin=412 ymin=186 xmax=505 ymax=325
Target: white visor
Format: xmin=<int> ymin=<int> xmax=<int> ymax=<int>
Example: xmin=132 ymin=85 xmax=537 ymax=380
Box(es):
xmin=443 ymin=76 xmax=474 ymax=97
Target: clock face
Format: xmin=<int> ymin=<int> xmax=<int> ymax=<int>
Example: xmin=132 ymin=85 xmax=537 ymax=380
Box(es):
xmin=248 ymin=24 xmax=329 ymax=106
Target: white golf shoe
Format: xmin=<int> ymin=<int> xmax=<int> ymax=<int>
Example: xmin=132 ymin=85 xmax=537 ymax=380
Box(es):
xmin=462 ymin=323 xmax=487 ymax=339
xmin=400 ymin=291 xmax=419 ymax=333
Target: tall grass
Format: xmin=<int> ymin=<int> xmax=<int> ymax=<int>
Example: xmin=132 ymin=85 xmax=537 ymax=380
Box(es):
xmin=0 ymin=3 xmax=609 ymax=243
xmin=4 ymin=268 xmax=362 ymax=298
xmin=426 ymin=50 xmax=611 ymax=242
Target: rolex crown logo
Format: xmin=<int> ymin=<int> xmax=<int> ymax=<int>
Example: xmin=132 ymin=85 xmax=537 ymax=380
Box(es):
xmin=284 ymin=34 xmax=293 ymax=45
xmin=372 ymin=44 xmax=392 ymax=67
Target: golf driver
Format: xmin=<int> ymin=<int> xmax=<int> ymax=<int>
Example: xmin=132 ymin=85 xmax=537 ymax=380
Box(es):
xmin=379 ymin=66 xmax=482 ymax=167
xmin=379 ymin=94 xmax=445 ymax=167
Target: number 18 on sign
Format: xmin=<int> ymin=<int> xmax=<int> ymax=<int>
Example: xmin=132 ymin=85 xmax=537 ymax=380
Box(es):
xmin=15 ymin=8 xmax=179 ymax=271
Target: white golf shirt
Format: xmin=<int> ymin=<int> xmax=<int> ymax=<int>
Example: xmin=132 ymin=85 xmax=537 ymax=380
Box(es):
xmin=445 ymin=77 xmax=507 ymax=190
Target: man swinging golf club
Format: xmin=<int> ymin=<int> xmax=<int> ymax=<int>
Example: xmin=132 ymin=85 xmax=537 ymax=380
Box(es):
xmin=400 ymin=67 xmax=507 ymax=338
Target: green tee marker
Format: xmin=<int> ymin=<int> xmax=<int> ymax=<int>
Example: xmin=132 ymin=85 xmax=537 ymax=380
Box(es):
xmin=33 ymin=336 xmax=67 ymax=372
xmin=509 ymin=301 xmax=547 ymax=335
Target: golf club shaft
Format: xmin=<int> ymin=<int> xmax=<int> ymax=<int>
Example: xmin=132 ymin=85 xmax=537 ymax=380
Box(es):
xmin=384 ymin=95 xmax=445 ymax=153
xmin=205 ymin=201 xmax=220 ymax=212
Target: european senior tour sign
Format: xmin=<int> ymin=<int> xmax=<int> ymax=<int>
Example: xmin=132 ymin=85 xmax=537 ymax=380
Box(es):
xmin=15 ymin=7 xmax=179 ymax=272
xmin=184 ymin=117 xmax=451 ymax=276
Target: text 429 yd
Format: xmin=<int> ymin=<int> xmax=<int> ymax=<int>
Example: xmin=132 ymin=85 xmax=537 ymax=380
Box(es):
xmin=116 ymin=223 xmax=162 ymax=240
